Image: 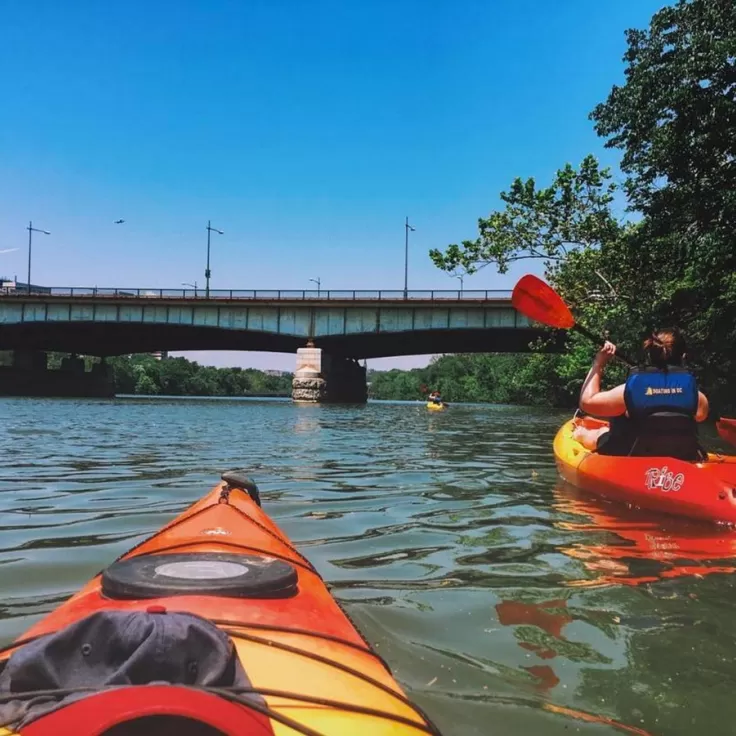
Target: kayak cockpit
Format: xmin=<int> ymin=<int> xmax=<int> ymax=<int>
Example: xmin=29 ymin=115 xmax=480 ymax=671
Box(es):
xmin=14 ymin=687 xmax=272 ymax=735
xmin=0 ymin=610 xmax=259 ymax=733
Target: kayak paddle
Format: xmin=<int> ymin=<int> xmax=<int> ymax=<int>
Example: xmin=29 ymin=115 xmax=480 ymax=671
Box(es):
xmin=511 ymin=274 xmax=636 ymax=365
xmin=716 ymin=419 xmax=736 ymax=447
xmin=512 ymin=273 xmax=736 ymax=449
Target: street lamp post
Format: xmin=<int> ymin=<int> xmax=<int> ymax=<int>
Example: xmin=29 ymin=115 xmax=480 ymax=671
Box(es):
xmin=205 ymin=220 xmax=224 ymax=298
xmin=182 ymin=281 xmax=198 ymax=297
xmin=27 ymin=221 xmax=50 ymax=294
xmin=404 ymin=216 xmax=415 ymax=299
xmin=309 ymin=277 xmax=321 ymax=296
xmin=452 ymin=272 xmax=464 ymax=294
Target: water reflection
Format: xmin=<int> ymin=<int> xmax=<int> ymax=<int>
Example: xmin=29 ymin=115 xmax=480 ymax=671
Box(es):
xmin=553 ymin=480 xmax=736 ymax=588
xmin=5 ymin=398 xmax=736 ymax=735
xmin=496 ymin=597 xmax=572 ymax=691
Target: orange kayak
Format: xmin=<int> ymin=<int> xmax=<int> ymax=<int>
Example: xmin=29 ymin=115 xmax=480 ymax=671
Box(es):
xmin=554 ymin=417 xmax=736 ymax=525
xmin=0 ymin=471 xmax=442 ymax=735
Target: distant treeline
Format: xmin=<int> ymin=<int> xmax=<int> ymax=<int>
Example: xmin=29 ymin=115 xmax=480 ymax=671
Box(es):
xmin=0 ymin=352 xmax=294 ymax=397
xmin=368 ymin=352 xmax=575 ymax=407
xmin=105 ymin=354 xmax=293 ymax=396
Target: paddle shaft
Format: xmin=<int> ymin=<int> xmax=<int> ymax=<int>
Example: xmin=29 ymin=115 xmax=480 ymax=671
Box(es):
xmin=572 ymin=323 xmax=635 ymax=368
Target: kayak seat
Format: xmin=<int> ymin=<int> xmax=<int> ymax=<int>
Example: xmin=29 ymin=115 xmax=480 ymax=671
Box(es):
xmin=102 ymin=552 xmax=298 ymax=600
xmin=598 ymin=414 xmax=707 ymax=462
xmin=221 ymin=469 xmax=261 ymax=506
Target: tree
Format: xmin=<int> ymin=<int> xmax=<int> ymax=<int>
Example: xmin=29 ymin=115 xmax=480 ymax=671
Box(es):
xmin=429 ymin=155 xmax=623 ymax=277
xmin=428 ymin=0 xmax=736 ymax=412
xmin=590 ymin=0 xmax=736 ymax=231
xmin=591 ymin=0 xmax=736 ymax=412
xmin=134 ymin=372 xmax=159 ymax=396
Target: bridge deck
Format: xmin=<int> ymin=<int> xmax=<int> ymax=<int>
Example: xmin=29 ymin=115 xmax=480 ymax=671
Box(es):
xmin=0 ymin=289 xmax=554 ymax=358
xmin=0 ymin=288 xmax=510 ymax=302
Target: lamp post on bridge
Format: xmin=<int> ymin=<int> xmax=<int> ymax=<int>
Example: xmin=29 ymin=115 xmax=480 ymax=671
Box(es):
xmin=182 ymin=281 xmax=198 ymax=297
xmin=309 ymin=277 xmax=321 ymax=296
xmin=27 ymin=221 xmax=50 ymax=294
xmin=403 ymin=216 xmax=415 ymax=299
xmin=205 ymin=220 xmax=223 ymax=298
xmin=452 ymin=272 xmax=464 ymax=294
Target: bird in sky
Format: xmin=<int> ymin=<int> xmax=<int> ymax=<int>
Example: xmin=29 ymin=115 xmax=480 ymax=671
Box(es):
xmin=114 ymin=219 xmax=125 ymax=224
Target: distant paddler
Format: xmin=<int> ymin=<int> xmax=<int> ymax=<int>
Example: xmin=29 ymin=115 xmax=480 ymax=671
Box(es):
xmin=428 ymin=390 xmax=443 ymax=405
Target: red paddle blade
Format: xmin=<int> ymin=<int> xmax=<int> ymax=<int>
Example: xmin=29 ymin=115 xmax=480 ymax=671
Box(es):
xmin=512 ymin=274 xmax=575 ymax=329
xmin=716 ymin=419 xmax=736 ymax=448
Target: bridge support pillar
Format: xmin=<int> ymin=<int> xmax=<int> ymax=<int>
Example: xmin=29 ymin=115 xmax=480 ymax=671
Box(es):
xmin=0 ymin=352 xmax=114 ymax=398
xmin=292 ymin=347 xmax=367 ymax=404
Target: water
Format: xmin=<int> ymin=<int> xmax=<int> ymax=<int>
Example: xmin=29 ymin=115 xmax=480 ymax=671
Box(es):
xmin=1 ymin=397 xmax=736 ymax=735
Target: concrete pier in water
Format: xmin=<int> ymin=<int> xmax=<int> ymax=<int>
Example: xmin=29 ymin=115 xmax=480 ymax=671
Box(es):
xmin=292 ymin=346 xmax=367 ymax=404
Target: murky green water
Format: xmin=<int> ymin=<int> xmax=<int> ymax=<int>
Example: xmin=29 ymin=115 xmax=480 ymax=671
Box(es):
xmin=1 ymin=397 xmax=736 ymax=735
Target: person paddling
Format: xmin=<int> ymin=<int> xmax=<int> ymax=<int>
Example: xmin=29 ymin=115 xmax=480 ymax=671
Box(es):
xmin=428 ymin=390 xmax=443 ymax=405
xmin=572 ymin=328 xmax=709 ymax=460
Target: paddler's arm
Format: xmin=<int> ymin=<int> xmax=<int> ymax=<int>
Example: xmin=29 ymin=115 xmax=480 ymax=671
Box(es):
xmin=578 ymin=341 xmax=626 ymax=417
xmin=696 ymin=391 xmax=709 ymax=422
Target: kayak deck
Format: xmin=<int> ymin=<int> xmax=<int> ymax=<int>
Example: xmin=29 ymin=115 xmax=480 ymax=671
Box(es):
xmin=554 ymin=417 xmax=736 ymax=525
xmin=0 ymin=478 xmax=441 ymax=735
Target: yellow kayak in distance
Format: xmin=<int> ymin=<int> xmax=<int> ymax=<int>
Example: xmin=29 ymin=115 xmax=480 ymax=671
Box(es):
xmin=426 ymin=401 xmax=447 ymax=411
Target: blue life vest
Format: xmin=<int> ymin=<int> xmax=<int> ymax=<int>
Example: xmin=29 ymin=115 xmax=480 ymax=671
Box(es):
xmin=598 ymin=367 xmax=703 ymax=460
xmin=623 ymin=366 xmax=699 ymax=420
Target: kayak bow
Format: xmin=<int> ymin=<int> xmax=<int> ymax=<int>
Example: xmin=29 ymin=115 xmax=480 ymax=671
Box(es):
xmin=0 ymin=471 xmax=442 ymax=736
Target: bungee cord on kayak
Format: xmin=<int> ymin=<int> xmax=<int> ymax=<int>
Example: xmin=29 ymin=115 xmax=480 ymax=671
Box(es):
xmin=0 ymin=685 xmax=443 ymax=736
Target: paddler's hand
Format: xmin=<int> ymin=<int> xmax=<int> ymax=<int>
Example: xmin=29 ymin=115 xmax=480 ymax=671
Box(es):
xmin=594 ymin=341 xmax=617 ymax=367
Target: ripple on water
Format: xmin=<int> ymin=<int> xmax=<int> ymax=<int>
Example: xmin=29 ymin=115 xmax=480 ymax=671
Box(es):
xmin=2 ymin=397 xmax=736 ymax=735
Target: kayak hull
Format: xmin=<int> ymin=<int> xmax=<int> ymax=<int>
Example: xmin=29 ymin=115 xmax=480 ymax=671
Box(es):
xmin=554 ymin=417 xmax=736 ymax=525
xmin=426 ymin=402 xmax=445 ymax=411
xmin=0 ymin=482 xmax=440 ymax=735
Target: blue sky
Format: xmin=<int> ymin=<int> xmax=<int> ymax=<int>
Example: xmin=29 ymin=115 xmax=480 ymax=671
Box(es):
xmin=0 ymin=0 xmax=665 ymax=371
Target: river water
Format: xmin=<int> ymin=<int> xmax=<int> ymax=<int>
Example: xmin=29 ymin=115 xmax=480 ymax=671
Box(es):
xmin=1 ymin=396 xmax=736 ymax=735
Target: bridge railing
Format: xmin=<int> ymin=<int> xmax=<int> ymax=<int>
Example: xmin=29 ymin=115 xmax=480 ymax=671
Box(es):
xmin=1 ymin=288 xmax=512 ymax=301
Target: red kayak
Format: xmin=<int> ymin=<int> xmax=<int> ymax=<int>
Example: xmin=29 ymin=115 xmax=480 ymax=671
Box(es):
xmin=554 ymin=417 xmax=736 ymax=525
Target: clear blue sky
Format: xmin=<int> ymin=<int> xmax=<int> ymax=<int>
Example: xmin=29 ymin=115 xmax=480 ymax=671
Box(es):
xmin=0 ymin=0 xmax=665 ymax=370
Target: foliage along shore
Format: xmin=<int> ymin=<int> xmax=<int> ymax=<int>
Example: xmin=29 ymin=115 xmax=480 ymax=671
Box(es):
xmin=106 ymin=354 xmax=293 ymax=397
xmin=1 ymin=349 xmax=582 ymax=406
xmin=107 ymin=352 xmax=592 ymax=406
xmin=103 ymin=352 xmax=569 ymax=406
xmin=0 ymin=352 xmax=297 ymax=398
xmin=367 ymin=353 xmax=570 ymax=406
xmin=428 ymin=0 xmax=735 ymax=417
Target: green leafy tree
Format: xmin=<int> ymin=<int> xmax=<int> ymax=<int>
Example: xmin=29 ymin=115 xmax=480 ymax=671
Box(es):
xmin=591 ymin=0 xmax=736 ymax=412
xmin=429 ymin=155 xmax=623 ymax=277
xmin=590 ymin=0 xmax=736 ymax=230
xmin=368 ymin=353 xmax=575 ymax=407
xmin=134 ymin=372 xmax=159 ymax=396
xmin=428 ymin=0 xmax=736 ymax=413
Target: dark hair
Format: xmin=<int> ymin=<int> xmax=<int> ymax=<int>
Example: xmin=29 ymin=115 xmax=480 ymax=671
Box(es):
xmin=643 ymin=327 xmax=687 ymax=367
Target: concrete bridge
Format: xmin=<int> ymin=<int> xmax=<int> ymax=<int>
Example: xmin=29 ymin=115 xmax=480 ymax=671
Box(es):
xmin=0 ymin=287 xmax=550 ymax=402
